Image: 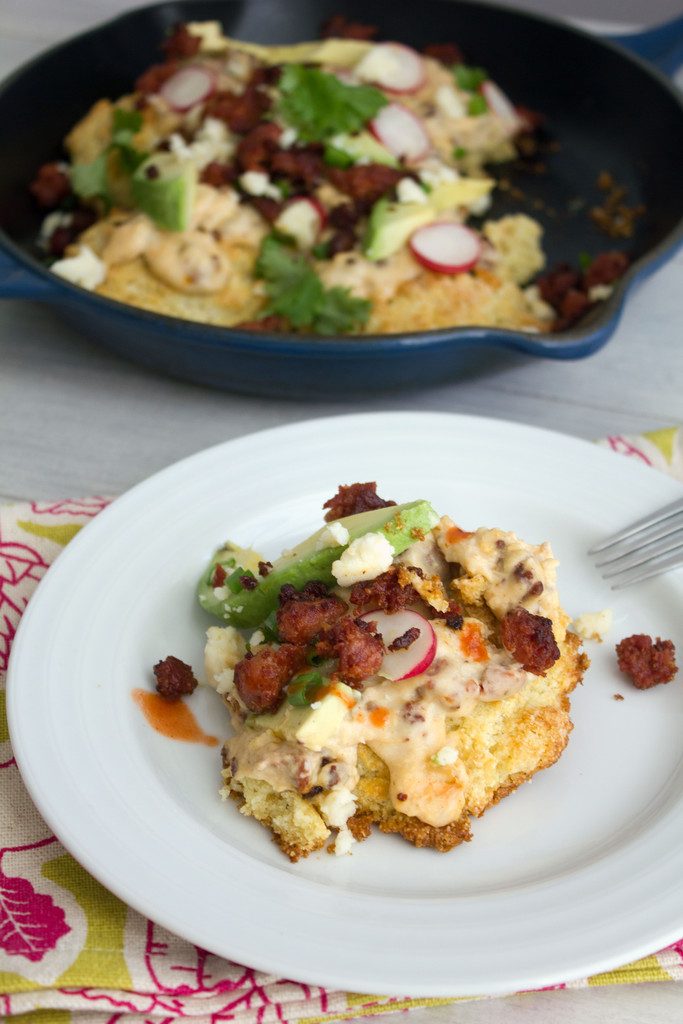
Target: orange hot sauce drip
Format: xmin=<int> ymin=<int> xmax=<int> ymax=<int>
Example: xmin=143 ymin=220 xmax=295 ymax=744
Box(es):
xmin=369 ymin=706 xmax=390 ymax=728
xmin=459 ymin=622 xmax=489 ymax=663
xmin=446 ymin=525 xmax=474 ymax=544
xmin=132 ymin=689 xmax=219 ymax=747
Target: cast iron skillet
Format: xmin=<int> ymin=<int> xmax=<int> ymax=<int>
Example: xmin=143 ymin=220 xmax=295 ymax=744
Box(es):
xmin=1 ymin=0 xmax=682 ymax=398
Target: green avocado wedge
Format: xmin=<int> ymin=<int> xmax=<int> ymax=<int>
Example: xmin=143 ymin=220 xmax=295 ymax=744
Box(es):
xmin=131 ymin=153 xmax=197 ymax=231
xmin=197 ymin=499 xmax=439 ymax=629
xmin=363 ymin=197 xmax=434 ymax=262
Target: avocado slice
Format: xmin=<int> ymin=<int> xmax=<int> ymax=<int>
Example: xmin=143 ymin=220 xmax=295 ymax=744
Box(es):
xmin=197 ymin=499 xmax=439 ymax=628
xmin=131 ymin=153 xmax=197 ymax=232
xmin=197 ymin=541 xmax=266 ymax=619
xmin=186 ymin=26 xmax=371 ymax=67
xmin=254 ymin=682 xmax=355 ymax=750
xmin=327 ymin=132 xmax=399 ymax=169
xmin=430 ymin=178 xmax=493 ymax=212
xmin=363 ymin=198 xmax=434 ymax=262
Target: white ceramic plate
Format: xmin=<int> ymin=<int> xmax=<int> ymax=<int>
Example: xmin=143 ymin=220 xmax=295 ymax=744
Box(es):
xmin=8 ymin=412 xmax=683 ymax=997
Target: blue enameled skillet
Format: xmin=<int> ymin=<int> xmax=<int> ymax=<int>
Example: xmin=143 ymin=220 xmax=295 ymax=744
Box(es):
xmin=1 ymin=0 xmax=682 ymax=397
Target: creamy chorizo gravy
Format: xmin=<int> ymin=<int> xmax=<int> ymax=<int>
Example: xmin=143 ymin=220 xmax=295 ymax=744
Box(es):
xmin=206 ymin=517 xmax=565 ymax=853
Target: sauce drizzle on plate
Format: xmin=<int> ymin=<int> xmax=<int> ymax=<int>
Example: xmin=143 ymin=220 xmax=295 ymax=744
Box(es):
xmin=132 ymin=688 xmax=219 ymax=746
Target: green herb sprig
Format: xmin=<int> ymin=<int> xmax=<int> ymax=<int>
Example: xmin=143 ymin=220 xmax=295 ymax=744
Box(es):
xmin=70 ymin=108 xmax=148 ymax=203
xmin=255 ymin=235 xmax=371 ymax=334
xmin=453 ymin=64 xmax=488 ymax=92
xmin=287 ymin=671 xmax=326 ymax=707
xmin=278 ymin=65 xmax=387 ymax=143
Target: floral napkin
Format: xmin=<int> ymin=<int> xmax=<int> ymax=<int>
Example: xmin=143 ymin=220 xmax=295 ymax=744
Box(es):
xmin=1 ymin=427 xmax=682 ymax=1024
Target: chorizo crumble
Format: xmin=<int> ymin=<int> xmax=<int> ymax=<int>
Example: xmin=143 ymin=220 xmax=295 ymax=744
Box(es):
xmin=616 ymin=634 xmax=678 ymax=690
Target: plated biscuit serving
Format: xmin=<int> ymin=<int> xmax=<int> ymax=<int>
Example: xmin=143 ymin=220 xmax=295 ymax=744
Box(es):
xmin=198 ymin=483 xmax=588 ymax=859
xmin=30 ymin=17 xmax=628 ymax=335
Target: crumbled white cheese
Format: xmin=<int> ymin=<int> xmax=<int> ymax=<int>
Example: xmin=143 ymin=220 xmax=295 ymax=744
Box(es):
xmin=331 ymin=532 xmax=394 ymax=587
xmin=51 ymin=245 xmax=106 ymax=290
xmin=354 ymin=44 xmax=402 ymax=85
xmin=334 ymin=826 xmax=355 ymax=856
xmin=315 ymin=521 xmax=350 ymax=550
xmin=169 ymin=117 xmax=234 ymax=171
xmin=239 ymin=170 xmax=281 ymax=200
xmin=588 ymin=284 xmax=613 ymax=302
xmin=396 ymin=178 xmax=429 ymax=205
xmin=432 ymin=745 xmax=459 ymax=767
xmin=435 ymin=84 xmax=467 ymax=120
xmin=249 ymin=629 xmax=265 ymax=648
xmin=274 ymin=199 xmax=320 ymax=250
xmin=214 ymin=667 xmax=235 ymax=695
xmin=318 ymin=786 xmax=357 ymax=857
xmin=319 ymin=786 xmax=356 ymax=828
xmin=469 ymin=193 xmax=492 ymax=215
xmin=522 ymin=284 xmax=554 ymax=321
xmin=213 ymin=586 xmax=228 ymax=600
xmin=418 ymin=159 xmax=459 ymax=190
xmin=279 ymin=126 xmax=298 ymax=148
xmin=39 ymin=211 xmax=72 ymax=248
xmin=204 ymin=625 xmax=247 ymax=689
xmin=571 ymin=608 xmax=613 ymax=643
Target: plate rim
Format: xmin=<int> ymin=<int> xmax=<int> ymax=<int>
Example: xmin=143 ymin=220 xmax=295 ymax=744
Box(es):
xmin=7 ymin=410 xmax=683 ymax=996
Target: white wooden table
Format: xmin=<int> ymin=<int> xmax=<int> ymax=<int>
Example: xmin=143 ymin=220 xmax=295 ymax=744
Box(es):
xmin=1 ymin=2 xmax=683 ymax=1020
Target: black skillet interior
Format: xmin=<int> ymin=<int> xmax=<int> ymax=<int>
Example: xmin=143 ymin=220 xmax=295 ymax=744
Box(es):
xmin=1 ymin=0 xmax=682 ymax=311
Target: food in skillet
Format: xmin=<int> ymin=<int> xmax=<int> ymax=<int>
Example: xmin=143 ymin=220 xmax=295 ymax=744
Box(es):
xmin=196 ymin=482 xmax=588 ymax=859
xmin=30 ymin=18 xmax=629 ymax=335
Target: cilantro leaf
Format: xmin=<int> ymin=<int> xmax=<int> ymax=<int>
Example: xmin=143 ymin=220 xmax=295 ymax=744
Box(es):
xmin=112 ymin=108 xmax=143 ymax=135
xmin=256 ymin=235 xmax=324 ymax=328
xmin=454 ymin=64 xmax=488 ymax=92
xmin=70 ymin=107 xmax=147 ymax=202
xmin=314 ymin=287 xmax=371 ymax=334
xmin=578 ymin=251 xmax=592 ymax=272
xmin=255 ymin=235 xmax=371 ymax=334
xmin=278 ymin=65 xmax=387 ymax=142
xmin=467 ymin=94 xmax=488 ymax=116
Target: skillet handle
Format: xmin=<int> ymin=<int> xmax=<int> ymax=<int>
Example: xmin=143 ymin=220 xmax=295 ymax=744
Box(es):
xmin=0 ymin=246 xmax=60 ymax=299
xmin=607 ymin=14 xmax=683 ymax=76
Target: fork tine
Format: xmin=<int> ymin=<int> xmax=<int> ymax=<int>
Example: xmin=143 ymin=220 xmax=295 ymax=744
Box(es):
xmin=601 ymin=534 xmax=683 ymax=577
xmin=594 ymin=525 xmax=683 ymax=569
xmin=588 ymin=496 xmax=683 ymax=555
xmin=608 ymin=548 xmax=683 ymax=590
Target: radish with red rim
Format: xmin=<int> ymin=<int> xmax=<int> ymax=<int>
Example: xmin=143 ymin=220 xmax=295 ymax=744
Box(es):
xmin=409 ymin=222 xmax=482 ymax=274
xmin=359 ymin=609 xmax=436 ymax=681
xmin=369 ymin=104 xmax=430 ymax=162
xmin=159 ymin=66 xmax=216 ymax=111
xmin=481 ymin=81 xmax=519 ymax=124
xmin=355 ymin=43 xmax=426 ymax=95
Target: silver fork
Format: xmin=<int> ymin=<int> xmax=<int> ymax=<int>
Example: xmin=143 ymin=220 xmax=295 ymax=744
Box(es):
xmin=589 ymin=496 xmax=683 ymax=589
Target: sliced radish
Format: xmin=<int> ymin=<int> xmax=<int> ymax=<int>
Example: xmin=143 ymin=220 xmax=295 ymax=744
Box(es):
xmin=274 ymin=197 xmax=325 ymax=250
xmin=370 ymin=103 xmax=430 ymax=162
xmin=481 ymin=81 xmax=519 ymax=124
xmin=159 ymin=66 xmax=216 ymax=112
xmin=359 ymin=609 xmax=436 ymax=681
xmin=409 ymin=222 xmax=482 ymax=274
xmin=355 ymin=43 xmax=426 ymax=94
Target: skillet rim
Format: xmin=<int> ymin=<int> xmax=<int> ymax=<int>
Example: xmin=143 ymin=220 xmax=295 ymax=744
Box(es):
xmin=1 ymin=0 xmax=682 ymax=357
